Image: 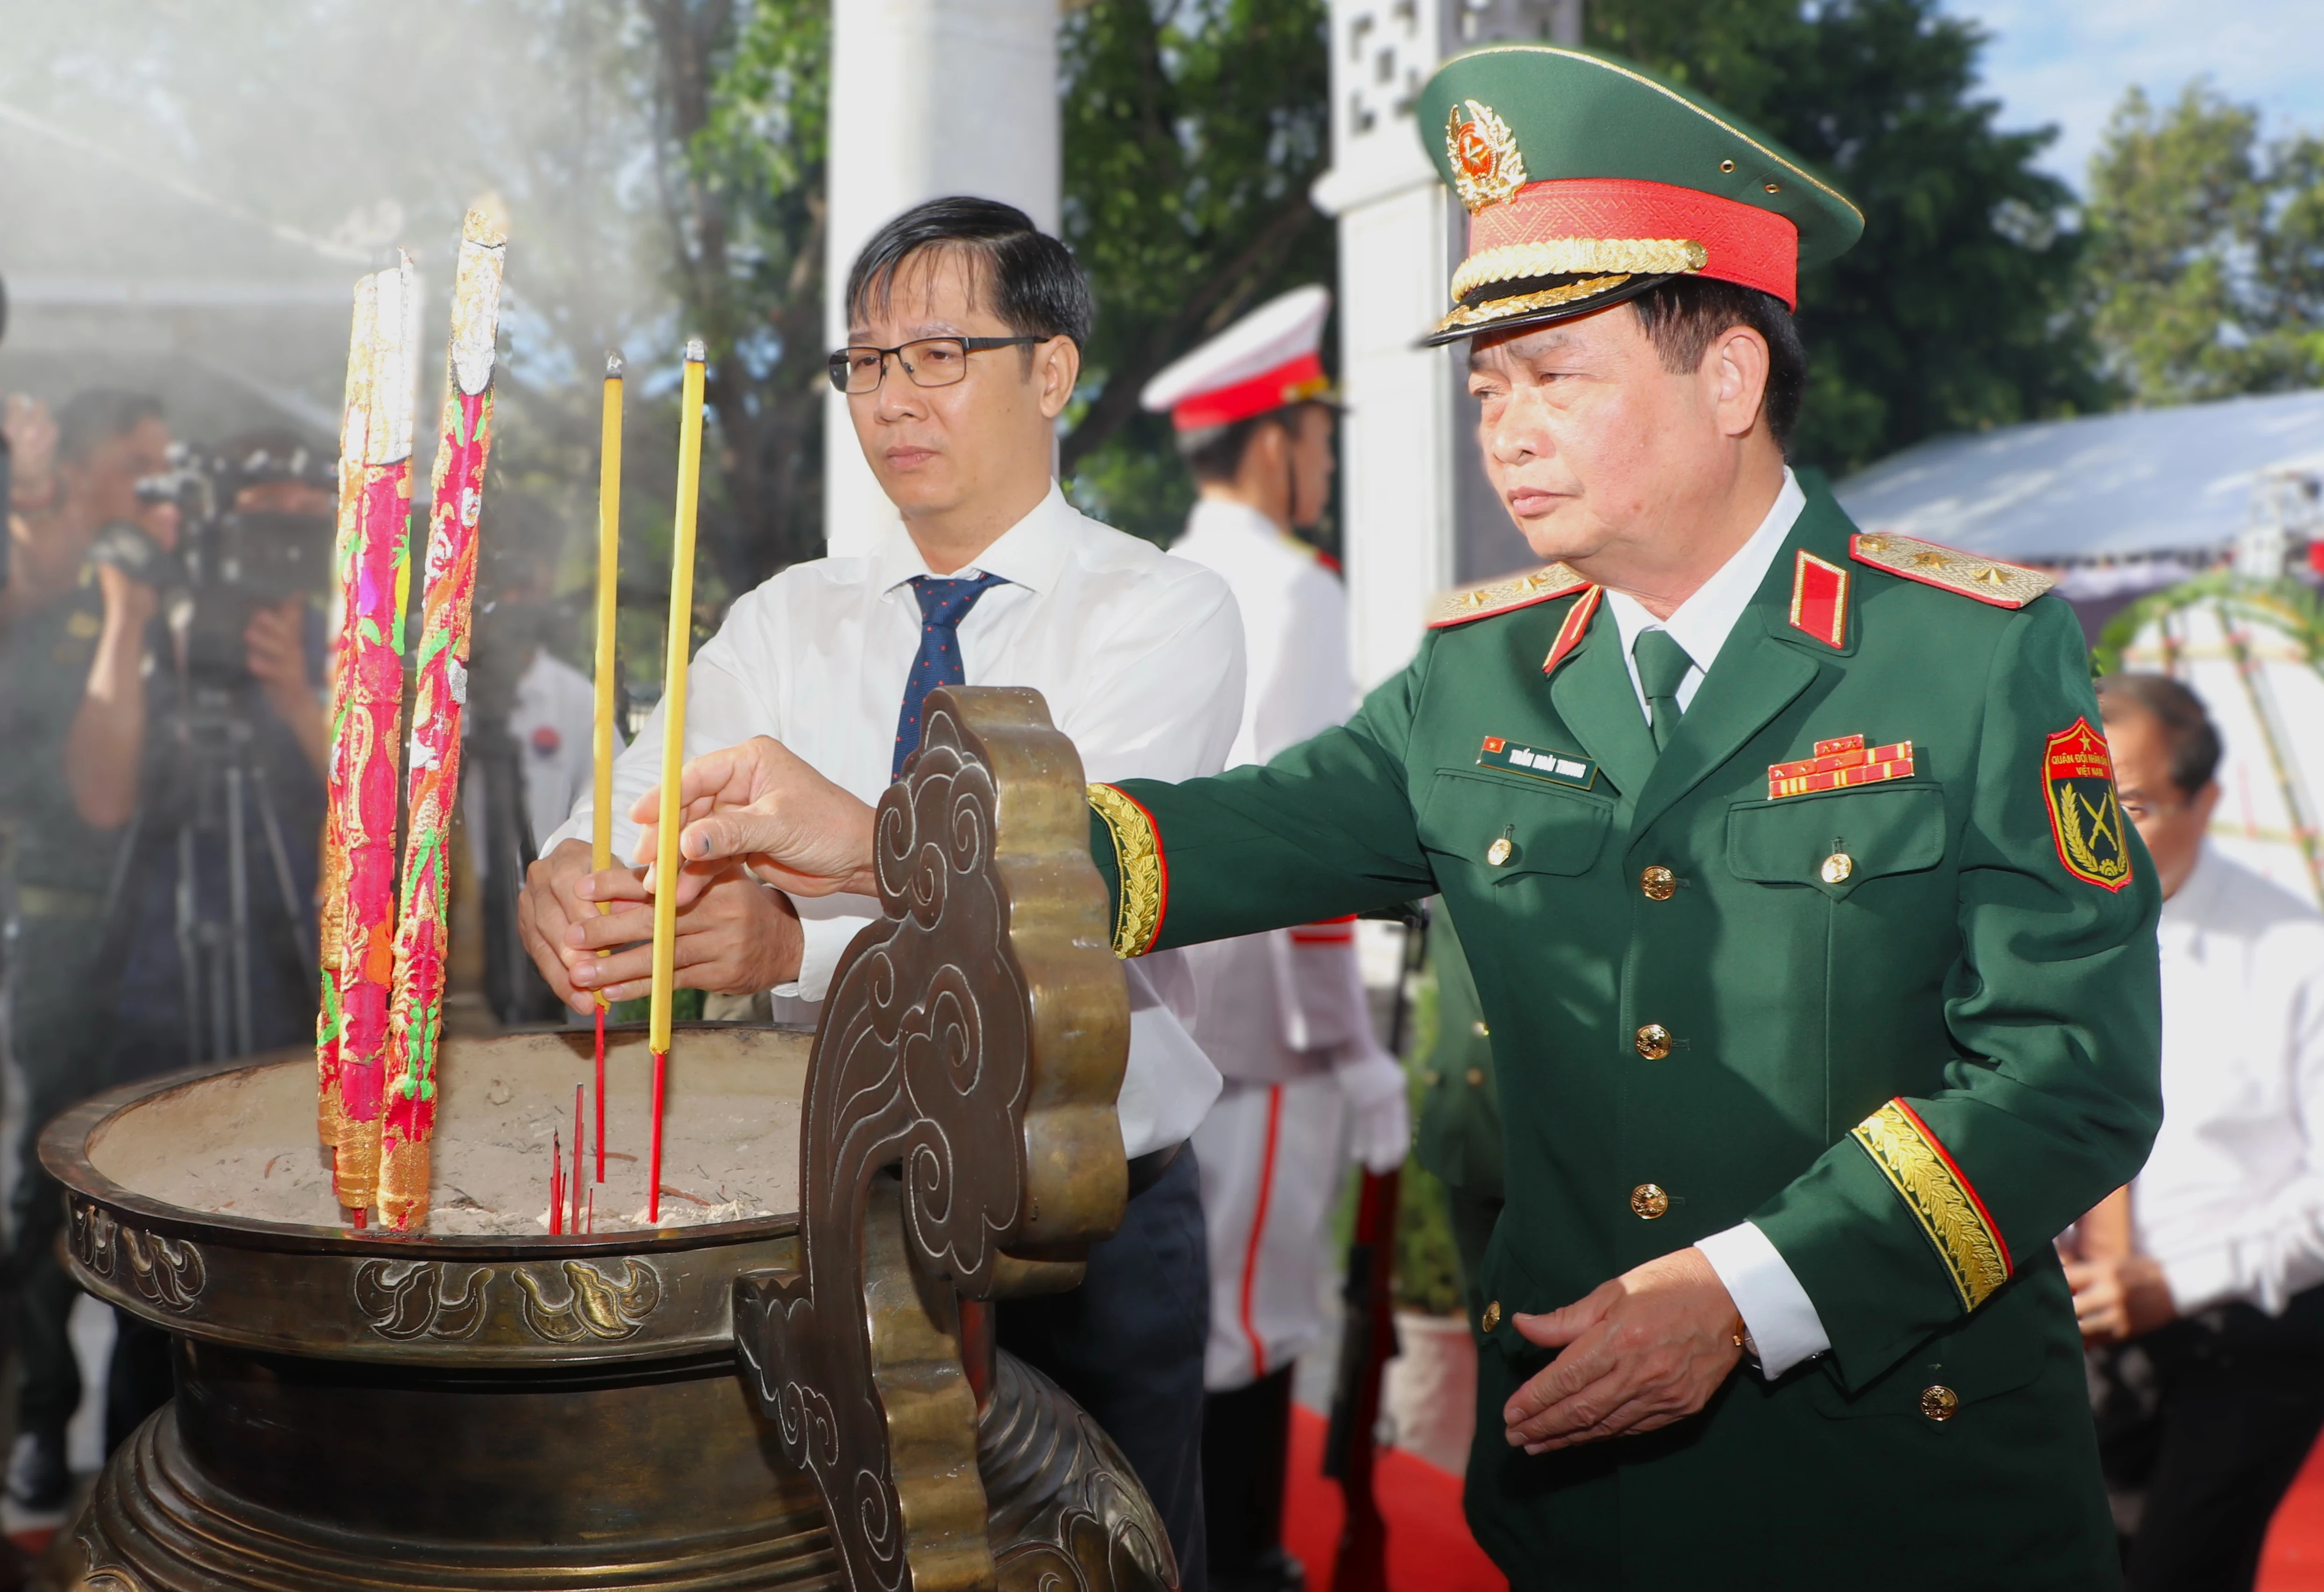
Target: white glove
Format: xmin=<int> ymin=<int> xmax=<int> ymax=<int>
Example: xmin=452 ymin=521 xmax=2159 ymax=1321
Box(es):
xmin=1333 ymin=1045 xmax=1412 ymax=1175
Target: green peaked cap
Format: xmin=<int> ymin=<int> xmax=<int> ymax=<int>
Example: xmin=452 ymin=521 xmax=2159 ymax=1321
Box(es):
xmin=1414 ymin=45 xmax=1864 ymax=343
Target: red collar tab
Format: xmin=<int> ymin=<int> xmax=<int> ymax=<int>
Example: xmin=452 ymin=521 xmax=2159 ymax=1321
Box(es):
xmin=1427 ymin=563 xmax=1589 ymax=630
xmin=1540 ymin=584 xmax=1604 ymax=676
xmin=1788 ymin=549 xmax=1850 ymax=648
xmin=1169 ymin=352 xmax=1331 ymax=432
xmin=1849 ymin=533 xmax=2055 ymax=610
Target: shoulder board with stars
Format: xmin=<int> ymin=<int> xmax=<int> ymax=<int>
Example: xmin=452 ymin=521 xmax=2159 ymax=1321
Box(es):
xmin=1427 ymin=563 xmax=1590 ymax=629
xmin=1848 ymin=533 xmax=2056 ymax=610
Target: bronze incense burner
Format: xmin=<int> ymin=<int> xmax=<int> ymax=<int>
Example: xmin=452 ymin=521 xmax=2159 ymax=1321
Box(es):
xmin=41 ymin=689 xmax=1173 ymax=1592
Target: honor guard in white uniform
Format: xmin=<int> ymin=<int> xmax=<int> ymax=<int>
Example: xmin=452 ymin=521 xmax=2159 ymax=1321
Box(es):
xmin=1141 ymin=285 xmax=1411 ymax=1592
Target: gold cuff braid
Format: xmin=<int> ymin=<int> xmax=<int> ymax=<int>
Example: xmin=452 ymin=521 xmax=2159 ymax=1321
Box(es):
xmin=1851 ymin=1101 xmax=2012 ymax=1312
xmin=1086 ymin=784 xmax=1163 ymax=959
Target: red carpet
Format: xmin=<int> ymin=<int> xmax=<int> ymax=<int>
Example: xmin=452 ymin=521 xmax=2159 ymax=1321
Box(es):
xmin=2262 ymin=1433 xmax=2324 ymax=1591
xmin=1282 ymin=1406 xmax=1505 ymax=1592
xmin=1285 ymin=1412 xmax=2324 ymax=1592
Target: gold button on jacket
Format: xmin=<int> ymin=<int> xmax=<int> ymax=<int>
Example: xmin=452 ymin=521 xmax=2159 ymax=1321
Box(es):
xmin=1465 ymin=1066 xmax=1486 ymax=1087
xmin=1919 ymin=1385 xmax=1959 ymax=1422
xmin=1486 ymin=835 xmax=1515 ymax=866
xmin=1634 ymin=1023 xmax=1673 ymax=1060
xmin=1630 ymin=1183 xmax=1670 ymax=1220
xmin=1481 ymin=1300 xmax=1502 ymax=1333
xmin=1821 ymin=852 xmax=1855 ymax=884
xmin=1640 ymin=864 xmax=1676 ymax=901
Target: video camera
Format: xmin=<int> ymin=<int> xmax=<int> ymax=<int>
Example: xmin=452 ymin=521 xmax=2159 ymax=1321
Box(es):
xmin=86 ymin=437 xmax=337 ymax=690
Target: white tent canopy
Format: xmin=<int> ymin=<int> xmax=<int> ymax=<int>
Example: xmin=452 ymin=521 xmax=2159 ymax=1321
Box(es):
xmin=1834 ymin=389 xmax=2324 ymax=563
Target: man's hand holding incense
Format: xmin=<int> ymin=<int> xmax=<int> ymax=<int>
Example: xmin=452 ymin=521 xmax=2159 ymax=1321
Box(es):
xmin=629 ymin=736 xmax=880 ymax=902
xmin=517 ymin=837 xmax=802 ymax=1011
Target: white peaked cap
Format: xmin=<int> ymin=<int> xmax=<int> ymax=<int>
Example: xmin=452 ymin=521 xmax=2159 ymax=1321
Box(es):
xmin=1139 ymin=284 xmax=1334 ymax=430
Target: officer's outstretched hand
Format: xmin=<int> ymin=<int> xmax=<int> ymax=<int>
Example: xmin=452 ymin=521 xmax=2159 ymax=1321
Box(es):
xmin=1502 ymin=1248 xmax=1744 ymax=1453
xmin=631 ymin=736 xmax=880 ymax=902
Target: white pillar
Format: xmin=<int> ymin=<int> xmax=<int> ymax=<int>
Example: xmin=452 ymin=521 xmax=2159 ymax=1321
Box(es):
xmin=823 ymin=0 xmax=1061 ymax=558
xmin=1316 ymin=0 xmax=1583 ymax=689
xmin=1313 ymin=0 xmax=1457 ymax=691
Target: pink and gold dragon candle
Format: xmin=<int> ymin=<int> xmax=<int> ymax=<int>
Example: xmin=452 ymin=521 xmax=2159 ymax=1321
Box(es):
xmin=319 ymin=255 xmax=420 ymax=1222
xmin=379 ymin=210 xmax=507 ymax=1231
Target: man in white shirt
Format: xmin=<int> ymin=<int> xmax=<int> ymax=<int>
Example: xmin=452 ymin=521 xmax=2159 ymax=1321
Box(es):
xmin=2070 ymin=673 xmax=2324 ymax=1592
xmin=1140 ymin=285 xmax=1410 ymax=1592
xmin=514 ymin=198 xmax=1244 ymax=1583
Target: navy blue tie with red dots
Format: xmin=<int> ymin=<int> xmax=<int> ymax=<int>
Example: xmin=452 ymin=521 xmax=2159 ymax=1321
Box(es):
xmin=892 ymin=573 xmax=1008 ymax=780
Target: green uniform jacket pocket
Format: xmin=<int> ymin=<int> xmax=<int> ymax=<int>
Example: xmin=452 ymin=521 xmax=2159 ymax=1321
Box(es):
xmin=1419 ymin=768 xmax=1611 ymax=882
xmin=1727 ymin=783 xmax=1947 ymax=899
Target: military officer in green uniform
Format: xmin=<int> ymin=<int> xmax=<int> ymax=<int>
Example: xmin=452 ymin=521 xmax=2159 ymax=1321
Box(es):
xmin=1415 ymin=911 xmax=1502 ymax=1329
xmin=645 ymin=46 xmax=2163 ymax=1590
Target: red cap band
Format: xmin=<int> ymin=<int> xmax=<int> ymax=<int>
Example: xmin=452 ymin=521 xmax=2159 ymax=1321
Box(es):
xmin=1468 ymin=177 xmax=1800 ymax=308
xmin=1170 ymin=352 xmax=1329 ymax=431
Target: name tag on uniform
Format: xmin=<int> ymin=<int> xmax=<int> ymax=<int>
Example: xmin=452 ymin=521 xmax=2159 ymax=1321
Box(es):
xmin=1479 ymin=736 xmax=1597 ymax=789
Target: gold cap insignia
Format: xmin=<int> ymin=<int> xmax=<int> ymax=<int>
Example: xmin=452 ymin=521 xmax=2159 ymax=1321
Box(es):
xmin=1447 ymin=99 xmax=1526 ymax=213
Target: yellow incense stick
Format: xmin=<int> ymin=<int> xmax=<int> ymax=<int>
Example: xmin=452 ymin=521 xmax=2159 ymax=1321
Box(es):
xmin=647 ymin=339 xmax=707 ymax=1219
xmin=592 ymin=353 xmax=623 ymax=891
xmin=591 ymin=351 xmax=623 ymax=1182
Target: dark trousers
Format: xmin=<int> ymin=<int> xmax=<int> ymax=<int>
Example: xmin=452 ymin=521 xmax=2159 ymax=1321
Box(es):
xmin=998 ymin=1145 xmax=1209 ymax=1592
xmin=1202 ymin=1366 xmax=1297 ymax=1588
xmin=3 ymin=912 xmax=110 ymax=1443
xmin=2095 ymin=1284 xmax=2324 ymax=1592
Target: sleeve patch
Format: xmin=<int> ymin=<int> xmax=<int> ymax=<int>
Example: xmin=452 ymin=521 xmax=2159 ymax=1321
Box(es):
xmin=2042 ymin=718 xmax=2135 ymax=893
xmin=1851 ymin=1100 xmax=2014 ymax=1313
xmin=1087 ymin=783 xmax=1168 ymax=958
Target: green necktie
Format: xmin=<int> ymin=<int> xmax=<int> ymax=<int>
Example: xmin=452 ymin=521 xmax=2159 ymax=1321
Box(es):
xmin=1633 ymin=628 xmax=1694 ymax=753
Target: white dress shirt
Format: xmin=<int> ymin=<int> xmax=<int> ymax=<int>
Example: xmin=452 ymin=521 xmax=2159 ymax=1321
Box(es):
xmin=2133 ymin=843 xmax=2324 ymax=1315
xmin=1597 ymin=469 xmax=1832 ymax=1377
xmin=545 ymin=483 xmax=1247 ymax=1157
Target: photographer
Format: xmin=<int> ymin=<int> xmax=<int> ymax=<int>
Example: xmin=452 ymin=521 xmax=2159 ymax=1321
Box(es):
xmin=0 ymin=388 xmax=171 ymax=1518
xmin=103 ymin=428 xmax=333 ymax=1080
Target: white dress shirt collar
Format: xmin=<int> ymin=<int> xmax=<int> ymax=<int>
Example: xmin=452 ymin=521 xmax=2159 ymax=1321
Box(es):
xmin=1185 ymin=494 xmax=1292 ymax=549
xmin=1605 ymin=467 xmax=1808 ymax=715
xmin=866 ymin=480 xmax=1077 ymax=596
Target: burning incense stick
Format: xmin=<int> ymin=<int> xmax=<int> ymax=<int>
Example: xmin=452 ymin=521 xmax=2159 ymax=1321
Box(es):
xmin=645 ymin=340 xmax=708 ymax=1224
xmin=571 ymin=1084 xmax=586 ymax=1236
xmin=378 ymin=209 xmax=507 ymax=1231
xmin=320 ymin=254 xmax=419 ymax=1221
xmin=592 ymin=351 xmax=623 ymax=1182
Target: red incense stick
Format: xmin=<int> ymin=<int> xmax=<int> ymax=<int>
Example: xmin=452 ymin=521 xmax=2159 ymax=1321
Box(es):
xmin=593 ymin=1008 xmax=606 ymax=1182
xmin=648 ymin=1048 xmax=667 ymax=1223
xmin=550 ymin=1132 xmax=564 ymax=1236
xmin=571 ymin=1085 xmax=585 ymax=1236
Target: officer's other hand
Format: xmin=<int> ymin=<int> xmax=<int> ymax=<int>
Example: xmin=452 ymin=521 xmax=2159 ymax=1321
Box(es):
xmin=565 ymin=861 xmax=803 ymax=1004
xmin=1502 ymin=1248 xmax=1743 ymax=1453
xmin=2066 ymin=1253 xmax=2177 ymax=1344
xmin=630 ymin=735 xmax=879 ymax=900
xmin=517 ymin=839 xmax=606 ymax=1013
xmin=1333 ymin=1046 xmax=1411 ymax=1174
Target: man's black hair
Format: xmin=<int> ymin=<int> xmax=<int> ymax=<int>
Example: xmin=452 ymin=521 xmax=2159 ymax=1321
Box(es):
xmin=845 ymin=196 xmax=1094 ymax=351
xmin=56 ymin=387 xmax=164 ymax=465
xmin=1174 ymin=404 xmax=1329 ymax=486
xmin=2096 ymin=674 xmax=2223 ymax=797
xmin=1630 ymin=278 xmax=1806 ymax=448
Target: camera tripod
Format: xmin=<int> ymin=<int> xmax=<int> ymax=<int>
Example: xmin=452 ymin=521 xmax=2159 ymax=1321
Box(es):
xmin=97 ymin=692 xmax=315 ymax=1067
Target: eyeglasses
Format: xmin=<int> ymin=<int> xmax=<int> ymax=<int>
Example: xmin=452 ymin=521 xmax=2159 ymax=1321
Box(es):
xmin=826 ymin=336 xmax=1043 ymax=395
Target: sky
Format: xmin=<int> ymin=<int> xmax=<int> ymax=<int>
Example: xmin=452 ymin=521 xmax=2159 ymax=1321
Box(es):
xmin=1941 ymin=0 xmax=2324 ymax=190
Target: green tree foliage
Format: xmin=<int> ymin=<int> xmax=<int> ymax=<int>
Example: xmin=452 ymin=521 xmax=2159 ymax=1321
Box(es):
xmin=1589 ymin=0 xmax=2105 ymax=472
xmin=2080 ymin=83 xmax=2324 ymax=407
xmin=1057 ymin=0 xmax=1335 ymax=544
xmin=656 ymin=0 xmax=830 ymax=593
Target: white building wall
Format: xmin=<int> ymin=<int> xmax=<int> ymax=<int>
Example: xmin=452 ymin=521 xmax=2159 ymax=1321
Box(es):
xmin=823 ymin=0 xmax=1060 ymax=558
